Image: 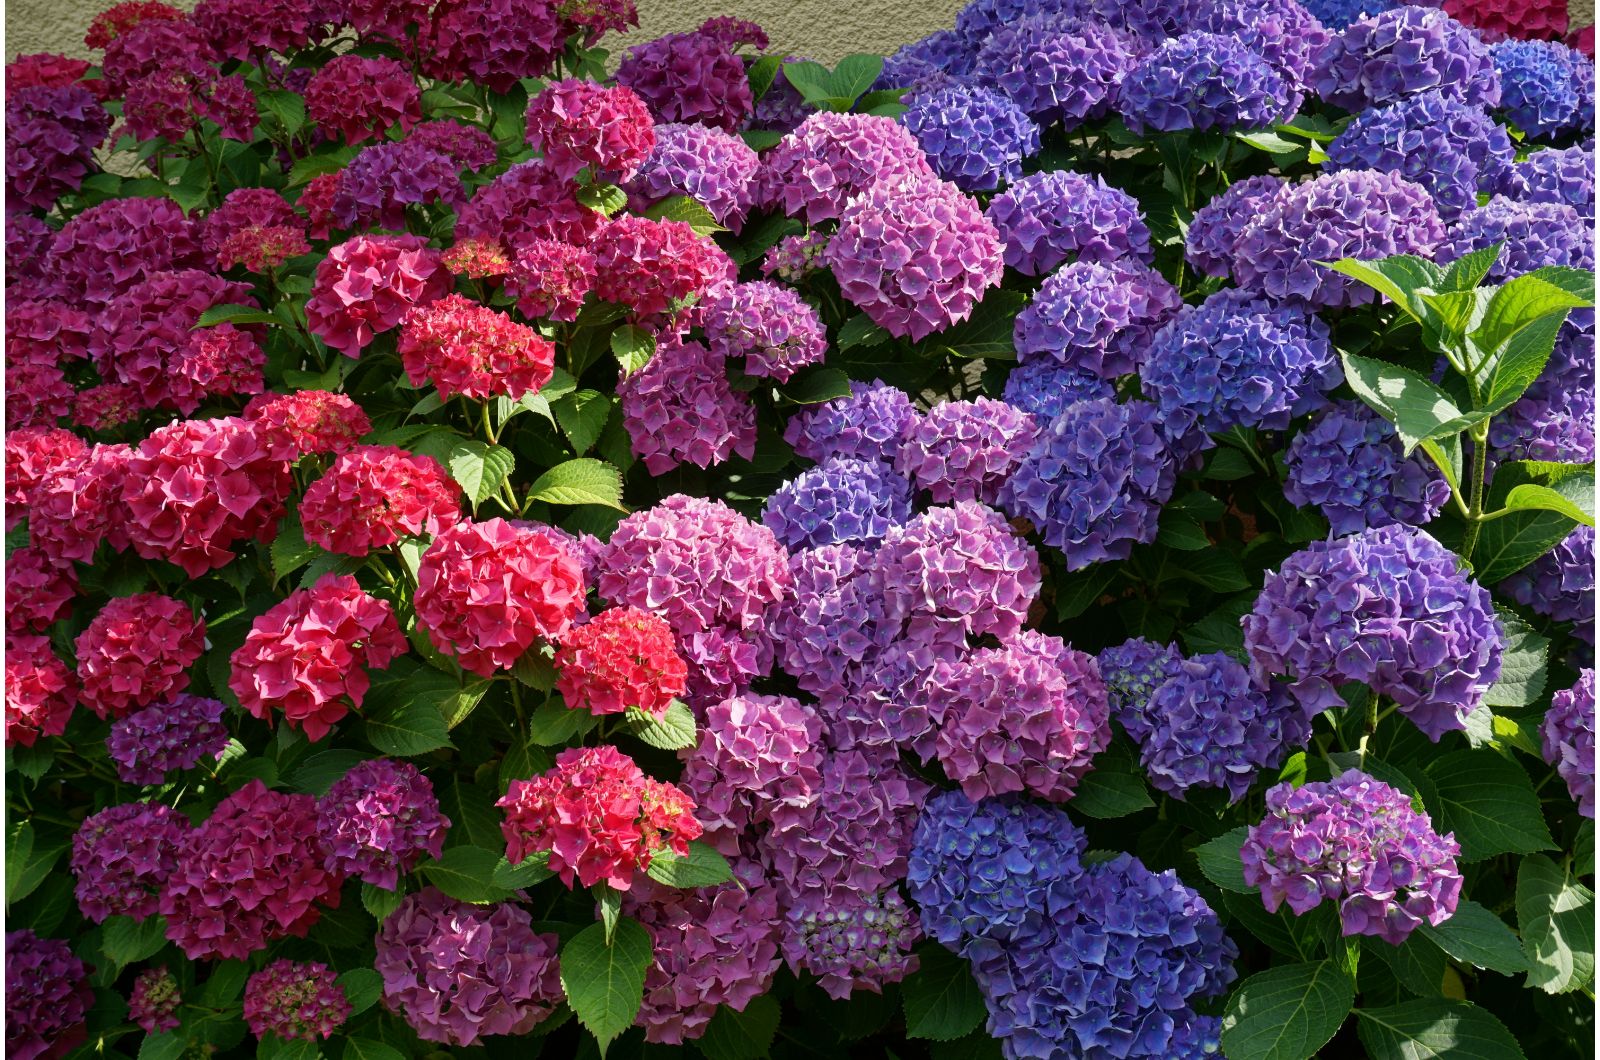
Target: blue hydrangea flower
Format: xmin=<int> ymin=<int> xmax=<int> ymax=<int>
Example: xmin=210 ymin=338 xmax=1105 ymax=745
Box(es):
xmin=1001 ymin=359 xmax=1114 ymax=421
xmin=901 ymin=84 xmax=1042 ymax=191
xmin=1501 ymin=525 xmax=1595 ymax=646
xmin=879 ymin=29 xmax=980 ymax=91
xmin=1013 ymin=260 xmax=1182 ymax=378
xmin=1120 ymin=32 xmax=1297 ymax=134
xmin=1313 ymin=6 xmax=1500 ymax=112
xmin=1098 ymin=637 xmax=1183 ymax=743
xmin=1497 ymin=145 xmax=1596 ymax=222
xmin=1184 ymin=173 xmax=1288 ymax=279
xmin=1284 ymin=400 xmax=1451 ymax=534
xmin=783 ymin=380 xmax=920 ymax=463
xmin=1140 ymin=289 xmax=1340 ymax=438
xmin=986 ymin=170 xmax=1153 ymax=276
xmin=956 ymin=0 xmax=1090 ymax=38
xmin=1492 ymin=325 xmax=1597 ymax=467
xmin=1000 ymin=397 xmax=1177 ymax=571
xmin=1491 ymin=39 xmax=1588 ymax=140
xmin=1543 ymin=668 xmax=1594 ymax=817
xmin=973 ymin=14 xmax=1138 ymax=128
xmin=762 ymin=457 xmax=914 ymax=551
xmin=1326 ymin=90 xmax=1514 ymax=220
xmin=1302 ymin=0 xmax=1391 ymax=29
xmin=1183 ymin=0 xmax=1335 ymax=90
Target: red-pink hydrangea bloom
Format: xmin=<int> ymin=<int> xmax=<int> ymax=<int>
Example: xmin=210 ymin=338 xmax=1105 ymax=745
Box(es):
xmin=455 ymin=158 xmax=605 ymax=251
xmin=554 ymin=606 xmax=688 ymax=717
xmin=304 ymin=55 xmax=420 ymax=145
xmin=217 ymin=224 xmax=311 ymax=273
xmin=441 ymin=236 xmax=511 ymax=279
xmin=397 ymin=293 xmax=556 ymax=400
xmin=306 ymin=234 xmax=450 ymax=357
xmin=202 ymin=188 xmax=300 ymax=261
xmin=6 ymin=53 xmax=91 ymax=90
xmin=25 ymin=442 xmax=134 ymax=565
xmin=244 ymin=391 xmax=373 ymax=462
xmin=498 ymin=744 xmax=703 ymax=889
xmin=414 ymin=518 xmax=586 ymax=676
xmin=505 ymin=238 xmax=596 ymax=321
xmin=301 ymin=445 xmax=461 ymax=556
xmin=524 ymin=78 xmax=656 ymax=182
xmin=298 ymin=172 xmax=341 ymax=240
xmin=72 ymin=385 xmax=141 ymax=433
xmin=43 ymin=195 xmax=200 ymax=308
xmin=168 ymin=322 xmax=267 ymax=413
xmin=192 ymin=0 xmax=338 ymax=59
xmin=85 ymin=0 xmax=184 ymax=49
xmin=617 ymin=336 xmax=756 ymax=475
xmin=4 ymin=547 xmax=77 ymax=633
xmin=229 ymin=574 xmax=407 ymax=741
xmin=4 ymin=297 xmax=88 ymax=428
xmin=4 ymin=426 xmax=88 ymax=525
xmin=592 ymin=214 xmax=732 ymax=320
xmin=243 ymin=960 xmax=351 ymax=1041
xmin=74 ymin=592 xmax=205 ymax=718
xmin=4 ymin=634 xmax=76 ymax=748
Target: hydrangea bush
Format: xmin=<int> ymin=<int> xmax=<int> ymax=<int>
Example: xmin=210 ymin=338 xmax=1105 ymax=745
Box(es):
xmin=3 ymin=2 xmax=1595 ymax=1060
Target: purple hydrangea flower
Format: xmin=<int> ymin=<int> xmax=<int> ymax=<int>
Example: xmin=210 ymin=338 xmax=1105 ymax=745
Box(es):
xmin=1304 ymin=0 xmax=1392 ymax=29
xmin=1000 ymin=397 xmax=1178 ymax=571
xmin=1141 ymin=288 xmax=1341 ymax=437
xmin=617 ymin=337 xmax=756 ymax=476
xmin=1099 ymin=637 xmax=1184 ymax=742
xmin=106 ymin=693 xmax=231 ymax=785
xmin=880 ymin=28 xmax=980 ymax=90
xmin=627 ymin=122 xmax=759 ymax=230
xmin=409 ymin=120 xmax=499 ymax=171
xmin=6 ymin=211 xmax=54 ymax=286
xmin=760 ymin=229 xmax=831 ymax=284
xmin=986 ymin=170 xmax=1154 ymax=276
xmin=1120 ymin=32 xmax=1298 ymax=133
xmin=1132 ymin=652 xmax=1313 ymax=802
xmin=1231 ymin=169 xmax=1445 ymax=307
xmin=894 ymin=397 xmax=1039 ymax=505
xmin=1014 ymin=260 xmax=1182 ymax=378
xmin=1491 ymin=39 xmax=1589 ymax=139
xmin=1285 ymin=400 xmax=1452 ymax=533
xmin=1169 ymin=1015 xmax=1226 ymax=1058
xmin=316 ymin=758 xmax=449 ymax=891
xmin=763 ymin=457 xmax=914 ymax=552
xmin=1184 ymin=0 xmax=1335 ymax=90
xmin=1244 ymin=525 xmax=1503 ymax=739
xmin=614 ymin=30 xmax=751 ymax=132
xmin=1326 ymin=90 xmax=1514 ymax=219
xmin=901 ymin=84 xmax=1041 ymax=192
xmin=974 ymin=15 xmax=1138 ymax=128
xmin=826 ymin=639 xmax=951 ymax=755
xmin=1185 ymin=173 xmax=1289 ymax=279
xmin=702 ymin=280 xmax=826 ymax=382
xmin=680 ymin=693 xmax=824 ymax=836
xmin=1313 ymin=5 xmax=1500 ymax=111
xmin=784 ymin=380 xmax=920 ymax=463
xmin=1001 ymin=359 xmax=1115 ymax=420
xmin=44 ymin=196 xmax=201 ymax=308
xmin=779 ymin=887 xmax=921 ymax=1000
xmin=1442 ymin=196 xmax=1595 ymax=280
xmin=331 ymin=141 xmax=465 ymax=231
xmin=1501 ymin=526 xmax=1596 ymax=645
xmin=5 ymin=85 xmax=111 ymax=210
xmin=5 ymin=930 xmax=94 ymax=1060
xmin=769 ymin=543 xmax=895 ymax=702
xmin=826 ymin=175 xmax=1006 ymax=342
xmin=1491 ymin=327 xmax=1596 ymax=465
xmin=756 ymin=111 xmax=935 ymax=224
xmin=877 ymin=500 xmax=1042 ymax=647
xmin=128 ymin=967 xmax=181 ymax=1034
xmin=932 ymin=630 xmax=1110 ymax=804
xmin=1544 ymin=668 xmax=1595 ymax=818
xmin=957 ymin=0 xmax=1080 ymax=38
xmin=907 ymin=790 xmax=1087 ymax=947
xmin=243 ymin=959 xmax=351 ymax=1041
xmin=1242 ymin=771 xmax=1463 ymax=943
xmin=1497 ymin=145 xmax=1595 ymax=222
xmin=70 ymin=802 xmax=190 ymax=924
xmin=374 ymin=888 xmax=563 ymax=1045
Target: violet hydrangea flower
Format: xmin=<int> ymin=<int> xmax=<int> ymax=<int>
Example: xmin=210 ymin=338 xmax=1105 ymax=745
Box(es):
xmin=901 ymin=84 xmax=1041 ymax=192
xmin=1497 ymin=144 xmax=1595 ymax=222
xmin=1184 ymin=173 xmax=1288 ymax=279
xmin=317 ymin=758 xmax=449 ymax=890
xmin=973 ymin=15 xmax=1138 ymax=129
xmin=1284 ymin=400 xmax=1451 ymax=533
xmin=5 ymin=930 xmax=94 ymax=1060
xmin=617 ymin=337 xmax=756 ymax=476
xmin=128 ymin=967 xmax=181 ymax=1034
xmin=614 ymin=29 xmax=752 ymax=131
xmin=1312 ymin=5 xmax=1500 ymax=111
xmin=1441 ymin=196 xmax=1594 ymax=280
xmin=678 ymin=692 xmax=825 ymax=835
xmin=779 ymin=887 xmax=921 ymax=1000
xmin=1120 ymin=31 xmax=1298 ymax=133
xmin=1099 ymin=636 xmax=1184 ymax=742
xmin=1501 ymin=526 xmax=1595 ymax=645
xmin=106 ymin=693 xmax=230 ymax=785
xmin=1000 ymin=359 xmax=1114 ymax=420
xmin=627 ymin=122 xmax=759 ymax=230
xmin=1184 ymin=0 xmax=1335 ymax=91
xmin=330 ymin=141 xmax=465 ymax=231
xmin=986 ymin=170 xmax=1154 ymax=276
xmin=70 ymin=801 xmax=191 ymax=923
xmin=783 ymin=380 xmax=920 ymax=464
xmin=762 ymin=457 xmax=914 ymax=551
xmin=243 ymin=960 xmax=351 ymax=1041
xmin=768 ymin=543 xmax=896 ymax=702
xmin=1543 ymin=669 xmax=1594 ymax=818
xmin=1491 ymin=38 xmax=1589 ymax=139
xmin=1013 ymin=259 xmax=1182 ymax=379
xmin=702 ymin=281 xmax=827 ymax=382
xmin=894 ymin=397 xmax=1039 ymax=505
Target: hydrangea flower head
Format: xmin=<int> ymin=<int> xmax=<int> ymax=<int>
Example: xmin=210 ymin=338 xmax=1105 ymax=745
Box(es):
xmin=627 ymin=122 xmax=760 ymax=230
xmin=128 ymin=968 xmax=181 ymax=1035
xmin=505 ymin=238 xmax=595 ymax=322
xmin=107 ymin=694 xmax=230 ymax=785
xmin=419 ymin=0 xmax=566 ymax=92
xmin=1014 ymin=259 xmax=1182 ymax=379
xmin=1442 ymin=196 xmax=1594 ymax=281
xmin=1443 ymin=0 xmax=1566 ymax=41
xmin=458 ymin=158 xmax=605 ymax=250
xmin=1498 ymin=144 xmax=1595 ymax=221
xmin=554 ymin=606 xmax=688 ymax=717
xmin=1313 ymin=5 xmax=1500 ymax=110
xmin=762 ymin=458 xmax=914 ymax=551
xmin=973 ymin=15 xmax=1137 ymax=129
xmin=304 ymin=55 xmax=420 ymax=145
xmin=525 ymin=78 xmax=655 ymax=182
xmin=45 ymin=195 xmax=200 ymax=308
xmin=318 ymin=758 xmax=449 ymax=890
xmin=300 ymin=445 xmax=460 ymax=557
xmin=411 ymin=120 xmax=499 ymax=171
xmin=245 ymin=391 xmax=371 ymax=462
xmin=243 ymin=960 xmax=350 ymax=1041
xmin=617 ymin=337 xmax=756 ymax=475
xmin=1186 ymin=174 xmax=1290 ymax=278
xmin=780 ymin=888 xmax=921 ymax=1000
xmin=84 ymin=0 xmax=184 ymax=49
xmin=1242 ymin=771 xmax=1462 ymax=942
xmin=6 ymin=84 xmax=110 ymax=210
xmin=894 ymin=397 xmax=1039 ymax=505
xmin=1491 ymin=39 xmax=1588 ymax=138
xmin=1500 ymin=525 xmax=1595 ymax=643
xmin=1001 ymin=359 xmax=1115 ymax=421
xmin=783 ymin=381 xmax=918 ymax=464
xmin=398 ymin=293 xmax=555 ymax=401
xmin=1120 ymin=31 xmax=1297 ymax=133
xmin=1185 ymin=0 xmax=1335 ymax=89
xmin=5 ymin=931 xmax=93 ymax=1060
xmin=1099 ymin=637 xmax=1184 ymax=742
xmin=592 ymin=214 xmax=732 ymax=321
xmin=615 ymin=30 xmax=751 ymax=131
xmin=75 ymin=593 xmax=204 ymax=718
xmin=702 ymin=281 xmax=827 ymax=382
xmin=680 ymin=692 xmax=825 ymax=834
xmin=902 ymin=84 xmax=1041 ymax=192
xmin=986 ymin=171 xmax=1154 ymax=277
xmin=1285 ymin=400 xmax=1451 ymax=533
xmin=331 ymin=141 xmax=466 ymax=230
xmin=768 ymin=543 xmax=896 ymax=704
xmin=70 ymin=801 xmax=190 ymax=923
xmin=306 ymin=234 xmax=450 ymax=357
xmin=756 ymin=111 xmax=935 ymax=223
xmin=1544 ymin=669 xmax=1594 ymax=817
xmin=5 ymin=635 xmax=75 ymax=750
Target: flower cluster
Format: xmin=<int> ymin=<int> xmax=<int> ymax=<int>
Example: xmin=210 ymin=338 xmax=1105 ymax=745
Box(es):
xmin=973 ymin=16 xmax=1136 ymax=130
xmin=615 ymin=29 xmax=752 ymax=131
xmin=1120 ymin=32 xmax=1296 ymax=133
xmin=304 ymin=56 xmax=421 ymax=145
xmin=985 ymin=170 xmax=1154 ymax=276
xmin=1014 ymin=259 xmax=1182 ymax=379
xmin=398 ymin=293 xmax=556 ymax=400
xmin=680 ymin=693 xmax=825 ymax=835
xmin=894 ymin=397 xmax=1038 ymax=505
xmin=70 ymin=802 xmax=190 ymax=923
xmin=1284 ymin=400 xmax=1452 ymax=533
xmin=554 ymin=606 xmax=688 ymax=717
xmin=243 ymin=960 xmax=351 ymax=1041
xmin=245 ymin=391 xmax=372 ymax=461
xmin=762 ymin=457 xmax=913 ymax=551
xmin=306 ymin=234 xmax=450 ymax=357
xmin=780 ymin=888 xmax=922 ymax=1000
xmin=1501 ymin=526 xmax=1595 ymax=643
xmin=628 ymin=122 xmax=760 ymax=229
xmin=617 ymin=337 xmax=756 ymax=475
xmin=1543 ymin=669 xmax=1594 ymax=818
xmin=301 ymin=446 xmax=462 ymax=557
xmin=702 ymin=281 xmax=827 ymax=382
xmin=784 ymin=380 xmax=919 ymax=463
xmin=6 ymin=930 xmax=94 ymax=1060
xmin=1313 ymin=5 xmax=1501 ymax=111
xmin=74 ymin=593 xmax=205 ymax=718
xmin=524 ymin=78 xmax=655 ymax=181
xmin=128 ymin=968 xmax=181 ymax=1035
xmin=756 ymin=112 xmax=934 ymax=223
xmin=901 ymin=84 xmax=1040 ymax=191
xmin=592 ymin=215 xmax=731 ymax=320
xmin=318 ymin=758 xmax=449 ymax=889
xmin=106 ymin=694 xmax=230 ymax=785
xmin=505 ymin=238 xmax=596 ymax=321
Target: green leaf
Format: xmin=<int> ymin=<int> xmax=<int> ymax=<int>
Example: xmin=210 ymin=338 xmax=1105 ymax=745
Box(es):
xmin=287 ymin=749 xmax=371 ymax=796
xmin=1221 ymin=961 xmax=1354 ymax=1060
xmin=1425 ymin=749 xmax=1555 ymax=861
xmin=577 ymin=183 xmax=628 ymax=217
xmin=1517 ymin=854 xmax=1595 ymax=994
xmin=1054 ymin=562 xmax=1117 ymax=620
xmin=1472 ymin=509 xmax=1579 ymax=584
xmin=1499 ymin=479 xmax=1596 ymax=527
xmin=597 ymin=883 xmax=621 ymax=943
xmin=829 ymin=54 xmax=884 ymax=102
xmin=195 ymin=303 xmax=276 ymax=328
xmin=367 ymin=658 xmax=479 ymax=736
xmin=1478 ymin=310 xmax=1567 ymax=416
xmin=610 ymin=325 xmax=656 ymax=376
xmin=420 ymin=846 xmax=515 ymax=904
xmin=139 ymin=1033 xmax=187 ymax=1060
xmin=642 ymin=195 xmax=725 ymax=234
xmin=342 ymin=1039 xmax=406 ymax=1060
xmin=271 ymin=516 xmax=321 ymax=583
xmin=527 ymin=699 xmax=600 ymax=745
xmin=560 ymin=918 xmax=653 ymax=1057
xmin=1156 ymin=507 xmax=1211 ymax=550
xmin=1235 ymin=130 xmax=1303 ymax=155
xmin=448 ymin=440 xmax=516 ymax=507
xmin=1176 ymin=547 xmax=1250 ymax=592
xmin=1353 ymin=999 xmax=1527 ymax=1059
xmin=916 ymin=290 xmax=1027 ymax=359
xmin=102 ymin=914 xmax=168 ymax=968
xmin=360 ymin=883 xmax=404 ymax=923
xmin=646 ymin=840 xmax=734 ymax=889
xmin=624 ymin=701 xmax=697 ymax=750
xmin=1578 ymin=820 xmax=1595 ymax=878
xmin=1370 ymin=933 xmax=1449 ymax=998
xmin=784 ymin=366 xmax=854 ymax=404
xmin=1472 ymin=272 xmax=1593 ymax=359
xmin=698 ymin=994 xmax=780 ymax=1060
xmin=746 ymin=54 xmax=784 ymax=100
xmin=1340 ymin=352 xmax=1471 ymax=454
xmin=6 ymin=821 xmax=61 ymax=905
xmin=553 ymin=390 xmax=613 ymax=456
xmin=257 ymin=89 xmax=307 ymax=136
xmin=494 ymin=851 xmax=554 ymax=890
xmin=837 ymin=313 xmax=890 ymax=351
xmin=526 ymin=458 xmax=626 ymax=510
xmin=902 ymin=945 xmax=987 ymax=1041
xmin=1419 ymin=899 xmax=1529 ymax=975
xmin=1323 ymin=256 xmax=1442 ymax=315
xmin=1223 ymin=894 xmax=1333 ymax=962
xmin=1440 ymin=244 xmax=1502 ymax=291
xmin=1193 ymin=827 xmax=1254 ymax=893
xmin=1483 ymin=607 xmax=1548 ymax=708
xmin=363 ymin=683 xmax=455 ymax=757
xmin=336 ymin=969 xmax=383 ymax=1016
xmin=287 ymin=145 xmax=359 ymax=186
xmin=778 ymin=60 xmax=833 ymax=104
xmin=1069 ymin=762 xmax=1153 ymax=819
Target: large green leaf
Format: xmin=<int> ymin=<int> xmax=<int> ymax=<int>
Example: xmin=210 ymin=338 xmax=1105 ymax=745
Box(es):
xmin=1324 ymin=256 xmax=1443 ymax=315
xmin=1425 ymin=750 xmax=1555 ymax=861
xmin=1420 ymin=899 xmax=1529 ymax=976
xmin=915 ymin=290 xmax=1027 ymax=359
xmin=610 ymin=326 xmax=655 ymax=377
xmin=102 ymin=914 xmax=168 ymax=968
xmin=641 ymin=195 xmax=724 ymax=234
xmin=342 ymin=1039 xmax=407 ymax=1060
xmin=363 ymin=687 xmax=454 ymax=757
xmin=560 ymin=918 xmax=653 ymax=1056
xmin=1069 ymin=757 xmax=1153 ymax=819
xmin=1220 ymin=961 xmax=1353 ymax=1060
xmin=1340 ymin=352 xmax=1472 ymax=454
xmin=447 ymin=440 xmax=516 ymax=507
xmin=554 ymin=390 xmax=613 ymax=455
xmin=1353 ymin=999 xmax=1527 ymax=1059
xmin=1482 ymin=607 xmax=1549 ymax=708
xmin=1497 ymin=476 xmax=1596 ymax=528
xmin=784 ymin=366 xmax=854 ymax=404
xmin=1472 ymin=271 xmax=1593 ymax=360
xmin=420 ymin=846 xmax=515 ymax=904
xmin=526 ymin=458 xmax=626 ymax=510
xmin=624 ymin=701 xmax=696 ymax=750
xmin=1193 ymin=827 xmax=1254 ymax=894
xmin=902 ymin=945 xmax=987 ymax=1042
xmin=644 ymin=840 xmax=734 ymax=889
xmin=336 ymin=968 xmax=383 ymax=1015
xmin=1517 ymin=854 xmax=1596 ymax=994
xmin=698 ymin=995 xmax=781 ymax=1060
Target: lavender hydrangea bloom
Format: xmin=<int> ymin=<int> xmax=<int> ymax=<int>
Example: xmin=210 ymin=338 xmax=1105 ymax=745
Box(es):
xmin=1313 ymin=5 xmax=1500 ymax=111
xmin=1001 ymin=359 xmax=1115 ymax=421
xmin=755 ymin=112 xmax=935 ymax=224
xmin=1014 ymin=260 xmax=1182 ymax=378
xmin=1000 ymin=397 xmax=1178 ymax=571
xmin=1133 ymin=652 xmax=1313 ymax=802
xmin=779 ymin=888 xmax=921 ymax=999
xmin=1099 ymin=637 xmax=1183 ymax=742
xmin=1183 ymin=0 xmax=1334 ymax=90
xmin=317 ymin=758 xmax=449 ymax=890
xmin=1232 ymin=170 xmax=1445 ymax=307
xmin=769 ymin=543 xmax=896 ymax=702
xmin=973 ymin=15 xmax=1138 ymax=128
xmin=1244 ymin=525 xmax=1503 ymax=739
xmin=1141 ymin=288 xmax=1341 ymax=437
xmin=907 ymin=790 xmax=1087 ymax=947
xmin=1242 ymin=771 xmax=1463 ymax=943
xmin=680 ymin=693 xmax=824 ymax=835
xmin=823 ymin=639 xmax=950 ymax=754
xmin=880 ymin=28 xmax=980 ymax=90
xmin=6 ymin=930 xmax=94 ymax=1060
xmin=617 ymin=337 xmax=756 ymax=476
xmin=1326 ymin=90 xmax=1514 ymax=220
xmin=374 ymin=889 xmax=563 ymax=1045
xmin=627 ymin=122 xmax=759 ymax=231
xmin=70 ymin=802 xmax=190 ymax=923
xmin=901 ymin=84 xmax=1041 ymax=192
xmin=331 ymin=141 xmax=465 ymax=231
xmin=1497 ymin=145 xmax=1595 ymax=222
xmin=1501 ymin=526 xmax=1596 ymax=644
xmin=107 ymin=693 xmax=231 ymax=785
xmin=1491 ymin=327 xmax=1596 ymax=465
xmin=783 ymin=380 xmax=920 ymax=463
xmin=702 ymin=281 xmax=826 ymax=382
xmin=1492 ymin=39 xmax=1588 ymax=139
xmin=1442 ymin=196 xmax=1595 ymax=281
xmin=894 ymin=398 xmax=1039 ymax=505
xmin=1120 ymin=32 xmax=1298 ymax=133
xmin=1544 ymin=669 xmax=1594 ymax=818
xmin=1284 ymin=400 xmax=1451 ymax=533
xmin=1185 ymin=173 xmax=1288 ymax=278
xmin=762 ymin=457 xmax=914 ymax=551
xmin=986 ymin=171 xmax=1154 ymax=276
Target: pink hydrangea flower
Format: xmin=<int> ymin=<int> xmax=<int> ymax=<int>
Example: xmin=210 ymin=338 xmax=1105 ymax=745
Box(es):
xmin=4 ymin=547 xmax=78 ymax=634
xmin=505 ymin=238 xmax=596 ymax=321
xmin=5 ymin=426 xmax=89 ymax=525
xmin=420 ymin=0 xmax=566 ymax=93
xmin=554 ymin=606 xmax=688 ymax=717
xmin=75 ymin=593 xmax=205 ymax=719
xmin=244 ymin=391 xmax=372 ymax=462
xmin=317 ymin=758 xmax=449 ymax=890
xmin=679 ymin=693 xmax=825 ymax=835
xmin=617 ymin=336 xmax=756 ymax=475
xmin=43 ymin=195 xmax=200 ymax=308
xmin=300 ymin=445 xmax=461 ymax=556
xmin=306 ymin=234 xmax=451 ymax=357
xmin=128 ymin=968 xmax=181 ymax=1035
xmin=304 ymin=55 xmax=420 ymax=145
xmin=524 ymin=78 xmax=655 ymax=182
xmin=167 ymin=322 xmax=267 ymax=414
xmin=756 ymin=111 xmax=936 ymax=223
xmin=243 ymin=960 xmax=351 ymax=1041
xmin=455 ymin=158 xmax=604 ymax=250
xmin=25 ymin=442 xmax=133 ymax=566
xmin=4 ymin=634 xmax=76 ymax=747
xmin=398 ymin=293 xmax=556 ymax=400
xmin=592 ymin=214 xmax=733 ymax=321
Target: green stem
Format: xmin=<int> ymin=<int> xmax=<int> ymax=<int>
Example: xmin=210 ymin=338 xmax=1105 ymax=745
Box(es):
xmin=1459 ymin=424 xmax=1491 ymax=561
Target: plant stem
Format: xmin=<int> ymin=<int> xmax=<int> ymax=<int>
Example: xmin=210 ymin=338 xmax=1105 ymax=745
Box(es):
xmin=1459 ymin=423 xmax=1491 ymax=561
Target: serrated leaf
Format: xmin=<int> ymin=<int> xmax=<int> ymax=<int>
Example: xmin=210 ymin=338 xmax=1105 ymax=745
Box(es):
xmin=527 ymin=699 xmax=600 ymax=745
xmin=1176 ymin=547 xmax=1250 ymax=592
xmin=102 ymin=914 xmax=168 ymax=968
xmin=270 ymin=516 xmax=321 ymax=583
xmin=1499 ymin=478 xmax=1596 ymax=527
xmin=526 ymin=458 xmax=626 ymax=510
xmin=6 ymin=822 xmax=61 ymax=905
xmin=577 ymin=183 xmax=628 ymax=216
xmin=1353 ymin=999 xmax=1527 ymax=1059
xmin=420 ymin=846 xmax=514 ymax=904
xmin=335 ymin=968 xmax=382 ymax=1015
xmin=363 ymin=659 xmax=472 ymax=750
xmin=645 ymin=840 xmax=733 ymax=889
xmin=1425 ymin=749 xmax=1555 ymax=861
xmin=1517 ymin=854 xmax=1595 ymax=994
xmin=784 ymin=366 xmax=853 ymax=404
xmin=837 ymin=313 xmax=890 ymax=351
xmin=609 ymin=325 xmax=655 ymax=376
xmin=624 ymin=701 xmax=696 ymax=750
xmin=342 ymin=1039 xmax=406 ymax=1060
xmin=1483 ymin=607 xmax=1548 ymax=708
xmin=902 ymin=945 xmax=986 ymax=1041
xmin=1440 ymin=244 xmax=1502 ymax=292
xmin=1341 ymin=352 xmax=1473 ymax=454
xmin=139 ymin=1033 xmax=186 ymax=1060
xmin=363 ymin=688 xmax=454 ymax=757
xmin=448 ymin=440 xmax=516 ymax=507
xmin=360 ymin=883 xmax=404 ymax=923
xmin=1068 ymin=764 xmax=1153 ymax=819
xmin=746 ymin=54 xmax=784 ymax=100
xmin=642 ymin=195 xmax=724 ymax=234
xmin=1221 ymin=961 xmax=1353 ymax=1060
xmin=1054 ymin=562 xmax=1117 ymax=620
xmin=1323 ymin=255 xmax=1443 ymax=314
xmin=698 ymin=994 xmax=780 ymax=1060
xmin=915 ymin=290 xmax=1027 ymax=359
xmin=829 ymin=54 xmax=884 ymax=102
xmin=560 ymin=918 xmax=653 ymax=1056
xmin=257 ymin=89 xmax=307 ymax=136
xmin=494 ymin=851 xmax=553 ymax=890
xmin=1420 ymin=899 xmax=1529 ymax=975
xmin=1194 ymin=826 xmax=1254 ymax=893
xmin=597 ymin=883 xmax=621 ymax=942
xmin=553 ymin=390 xmax=613 ymax=455
xmin=1371 ymin=933 xmax=1450 ymax=998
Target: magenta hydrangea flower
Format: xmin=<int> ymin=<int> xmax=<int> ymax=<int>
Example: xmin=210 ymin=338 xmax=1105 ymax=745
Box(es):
xmin=70 ymin=801 xmax=191 ymax=923
xmin=330 ymin=141 xmax=466 ymax=231
xmin=374 ymin=888 xmax=563 ymax=1045
xmin=768 ymin=542 xmax=896 ymax=703
xmin=192 ymin=0 xmax=335 ymax=57
xmin=160 ymin=780 xmax=343 ymax=960
xmin=617 ymin=336 xmax=756 ymax=475
xmin=614 ymin=30 xmax=752 ymax=131
xmin=6 ymin=211 xmax=54 ymax=285
xmin=409 ymin=119 xmax=499 ymax=171
xmin=243 ymin=960 xmax=350 ymax=1041
xmin=762 ymin=458 xmax=914 ymax=551
xmin=1242 ymin=771 xmax=1463 ymax=943
xmin=592 ymin=214 xmax=733 ymax=322
xmin=304 ymin=55 xmax=420 ymax=145
xmin=973 ymin=15 xmax=1137 ymax=129
xmin=524 ymin=78 xmax=655 ymax=182
xmin=702 ymin=281 xmax=827 ymax=382
xmin=4 ymin=634 xmax=76 ymax=749
xmin=1014 ymin=259 xmax=1182 ymax=379
xmin=419 ymin=0 xmax=566 ymax=92
xmin=4 ymin=547 xmax=77 ymax=634
xmin=201 ymin=188 xmax=300 ymax=265
xmin=932 ymin=630 xmax=1110 ymax=803
xmin=44 ymin=195 xmax=200 ymax=308
xmin=455 ymin=158 xmax=604 ymax=251
xmin=679 ymin=693 xmax=825 ymax=835
xmin=1244 ymin=525 xmax=1503 ymax=739
xmin=317 ymin=758 xmax=449 ymax=889
xmin=1544 ymin=669 xmax=1595 ymax=818
xmin=5 ymin=84 xmax=110 ymax=210
xmin=305 ymin=234 xmax=450 ymax=357
xmin=783 ymin=380 xmax=919 ymax=464
xmin=827 ymin=175 xmax=1006 ymax=342
xmin=1284 ymin=399 xmax=1451 ymax=533
xmin=894 ymin=397 xmax=1039 ymax=505
xmin=75 ymin=592 xmax=205 ymax=719
xmin=756 ymin=111 xmax=935 ymax=223
xmin=760 ymin=229 xmax=831 ymax=283
xmin=1313 ymin=5 xmax=1500 ymax=111
xmin=505 ymin=238 xmax=596 ymax=322
xmin=106 ymin=694 xmax=230 ymax=785
xmin=1120 ymin=32 xmax=1298 ymax=134
xmin=627 ymin=122 xmax=759 ymax=230
xmin=780 ymin=887 xmax=921 ymax=1000
xmin=128 ymin=968 xmax=181 ymax=1035
xmin=986 ymin=170 xmax=1154 ymax=277
xmin=5 ymin=931 xmax=94 ymax=1060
